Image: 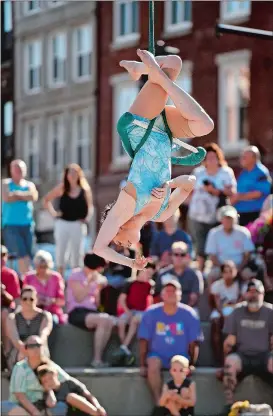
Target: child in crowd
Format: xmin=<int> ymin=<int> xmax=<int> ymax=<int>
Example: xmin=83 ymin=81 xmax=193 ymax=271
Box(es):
xmin=37 ymin=364 xmax=107 ymax=416
xmin=114 ymin=262 xmax=156 ymax=365
xmin=159 ymin=355 xmax=196 ymax=416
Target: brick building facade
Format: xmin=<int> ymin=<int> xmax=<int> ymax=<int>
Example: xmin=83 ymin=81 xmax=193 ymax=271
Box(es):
xmin=95 ymin=0 xmax=273 ymax=218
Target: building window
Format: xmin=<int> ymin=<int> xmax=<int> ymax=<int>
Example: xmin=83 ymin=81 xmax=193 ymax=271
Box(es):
xmin=220 ymin=0 xmax=251 ymax=22
xmin=25 ymin=39 xmax=42 ymax=93
xmin=49 ymin=32 xmax=66 ymax=87
xmin=164 ymin=0 xmax=192 ymax=35
xmin=72 ymin=109 xmax=91 ymax=171
xmin=25 ymin=120 xmax=40 ymax=179
xmin=4 ymin=102 xmax=13 ymax=136
xmin=24 ymin=0 xmax=41 ymax=15
xmin=168 ymin=61 xmax=192 ymax=105
xmin=112 ymin=75 xmax=139 ymax=164
xmin=73 ymin=25 xmax=92 ymax=81
xmin=113 ymin=0 xmax=139 ymax=48
xmin=3 ymin=0 xmax=13 ymax=33
xmin=216 ymin=50 xmax=251 ymax=152
xmin=48 ymin=115 xmax=65 ymax=173
xmin=48 ymin=0 xmax=64 ymax=7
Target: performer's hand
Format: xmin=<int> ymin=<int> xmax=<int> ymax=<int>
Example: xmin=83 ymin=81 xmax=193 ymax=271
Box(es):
xmin=132 ymin=255 xmax=148 ymax=270
xmin=151 ymin=187 xmax=167 ymax=200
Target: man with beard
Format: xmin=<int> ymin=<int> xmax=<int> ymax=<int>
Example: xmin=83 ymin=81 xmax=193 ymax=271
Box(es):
xmin=222 ymin=279 xmax=273 ymax=412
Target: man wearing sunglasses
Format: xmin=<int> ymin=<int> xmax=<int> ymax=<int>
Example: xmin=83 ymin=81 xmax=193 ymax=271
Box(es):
xmin=1 ymin=335 xmax=69 ymax=416
xmin=155 ymin=241 xmax=203 ymax=309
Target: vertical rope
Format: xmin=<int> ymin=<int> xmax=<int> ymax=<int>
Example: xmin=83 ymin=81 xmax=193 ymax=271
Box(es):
xmin=148 ymin=1 xmax=155 ymax=55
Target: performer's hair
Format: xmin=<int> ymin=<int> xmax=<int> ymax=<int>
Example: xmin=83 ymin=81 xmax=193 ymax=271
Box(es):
xmin=100 ymin=201 xmax=116 ymax=225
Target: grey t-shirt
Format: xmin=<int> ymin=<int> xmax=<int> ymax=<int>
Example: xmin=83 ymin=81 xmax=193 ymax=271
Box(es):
xmin=54 ymin=377 xmax=87 ymax=402
xmin=223 ymin=302 xmax=273 ymax=355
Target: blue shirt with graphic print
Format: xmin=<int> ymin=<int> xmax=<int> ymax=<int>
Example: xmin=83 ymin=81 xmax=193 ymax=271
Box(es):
xmin=138 ymin=303 xmax=203 ymax=368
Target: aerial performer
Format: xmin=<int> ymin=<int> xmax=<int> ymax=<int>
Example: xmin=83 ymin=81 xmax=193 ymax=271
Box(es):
xmin=93 ymin=49 xmax=214 ymax=270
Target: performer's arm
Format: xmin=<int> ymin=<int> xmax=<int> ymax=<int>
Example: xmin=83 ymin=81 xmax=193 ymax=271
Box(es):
xmin=93 ymin=191 xmax=146 ymax=270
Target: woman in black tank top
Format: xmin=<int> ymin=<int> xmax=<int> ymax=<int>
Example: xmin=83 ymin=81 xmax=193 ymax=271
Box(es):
xmin=157 ymin=356 xmax=196 ymax=416
xmin=43 ymin=164 xmax=93 ymax=276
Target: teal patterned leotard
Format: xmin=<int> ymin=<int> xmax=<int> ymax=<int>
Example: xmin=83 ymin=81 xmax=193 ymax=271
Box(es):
xmin=117 ymin=112 xmax=178 ymax=220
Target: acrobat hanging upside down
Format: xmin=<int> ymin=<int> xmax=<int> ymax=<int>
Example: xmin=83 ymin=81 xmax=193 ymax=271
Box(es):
xmin=93 ymin=49 xmax=214 ymax=269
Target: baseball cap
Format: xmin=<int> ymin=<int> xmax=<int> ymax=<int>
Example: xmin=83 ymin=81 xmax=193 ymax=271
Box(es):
xmin=246 ymin=279 xmax=265 ymax=294
xmin=218 ymin=205 xmax=238 ymax=220
xmin=1 ymin=245 xmax=8 ymax=255
xmin=162 ymin=279 xmax=181 ymax=290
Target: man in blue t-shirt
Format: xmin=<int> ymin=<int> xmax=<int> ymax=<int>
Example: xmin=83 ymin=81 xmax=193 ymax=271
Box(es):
xmin=230 ymin=146 xmax=271 ymax=226
xmin=138 ymin=280 xmax=203 ymax=403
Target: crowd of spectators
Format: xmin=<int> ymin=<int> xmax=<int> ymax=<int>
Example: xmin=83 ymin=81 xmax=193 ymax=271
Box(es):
xmin=1 ymin=144 xmax=273 ymax=416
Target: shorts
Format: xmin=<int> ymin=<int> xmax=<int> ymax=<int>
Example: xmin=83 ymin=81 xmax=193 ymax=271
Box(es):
xmin=188 ymin=218 xmax=215 ymax=257
xmin=119 ymin=310 xmax=144 ymax=323
xmin=3 ymin=225 xmax=33 ymax=258
xmin=1 ymin=401 xmax=67 ymax=416
xmin=237 ymin=351 xmax=271 ymax=378
xmin=68 ymin=307 xmax=98 ymax=330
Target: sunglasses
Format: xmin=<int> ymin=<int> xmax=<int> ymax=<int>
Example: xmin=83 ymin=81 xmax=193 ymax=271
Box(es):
xmin=172 ymin=252 xmax=187 ymax=257
xmin=25 ymin=343 xmax=42 ymax=349
xmin=22 ymin=297 xmax=35 ymax=302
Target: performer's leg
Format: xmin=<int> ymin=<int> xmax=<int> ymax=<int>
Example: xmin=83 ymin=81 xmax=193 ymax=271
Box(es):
xmin=124 ymin=55 xmax=182 ymax=120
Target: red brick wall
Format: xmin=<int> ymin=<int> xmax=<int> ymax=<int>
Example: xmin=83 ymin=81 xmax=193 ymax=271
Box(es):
xmin=95 ymin=1 xmax=273 ymax=214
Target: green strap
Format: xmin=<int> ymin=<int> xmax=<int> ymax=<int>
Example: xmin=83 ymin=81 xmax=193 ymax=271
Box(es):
xmin=134 ymin=117 xmax=156 ymax=154
xmin=148 ymin=1 xmax=155 ymax=55
xmin=161 ymin=109 xmax=173 ymax=144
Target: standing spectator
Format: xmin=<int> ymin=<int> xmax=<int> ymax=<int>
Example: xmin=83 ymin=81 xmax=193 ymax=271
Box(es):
xmin=2 ymin=159 xmax=38 ymax=274
xmin=114 ymin=263 xmax=156 ymax=365
xmin=156 ymin=242 xmax=203 ymax=309
xmin=205 ymin=206 xmax=255 ymax=285
xmin=43 ymin=163 xmax=93 ymax=276
xmin=1 ymin=335 xmax=68 ymax=416
xmin=138 ymin=280 xmax=203 ymax=404
xmin=209 ymin=261 xmax=240 ymax=365
xmin=22 ymin=250 xmax=66 ymax=325
xmin=1 ymin=245 xmax=21 ymax=356
xmin=6 ymin=286 xmax=52 ymax=369
xmin=222 ymin=280 xmax=273 ymax=410
xmin=66 ymin=253 xmax=114 ymax=368
xmin=230 ymin=146 xmax=271 ymax=226
xmin=188 ymin=143 xmax=236 ymax=271
xmin=150 ymin=210 xmax=192 ymax=268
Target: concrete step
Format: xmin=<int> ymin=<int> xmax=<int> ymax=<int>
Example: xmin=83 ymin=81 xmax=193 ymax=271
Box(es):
xmin=49 ymin=321 xmax=215 ymax=368
xmin=2 ymin=368 xmax=273 ymax=416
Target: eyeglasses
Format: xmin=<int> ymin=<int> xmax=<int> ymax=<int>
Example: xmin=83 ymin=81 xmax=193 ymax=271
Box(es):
xmin=25 ymin=343 xmax=42 ymax=349
xmin=22 ymin=297 xmax=34 ymax=302
xmin=172 ymin=252 xmax=187 ymax=257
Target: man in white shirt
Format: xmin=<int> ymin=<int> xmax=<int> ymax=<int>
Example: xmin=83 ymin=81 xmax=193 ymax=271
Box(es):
xmin=205 ymin=206 xmax=255 ymax=286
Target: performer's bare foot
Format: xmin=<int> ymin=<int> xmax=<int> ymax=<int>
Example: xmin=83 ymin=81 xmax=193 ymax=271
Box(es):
xmin=136 ymin=49 xmax=166 ymax=84
xmin=119 ymin=60 xmax=144 ymax=81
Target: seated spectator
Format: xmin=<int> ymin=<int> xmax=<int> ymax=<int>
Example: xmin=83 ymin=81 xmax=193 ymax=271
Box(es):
xmin=151 ymin=210 xmax=192 ymax=268
xmin=222 ymin=280 xmax=273 ymax=411
xmin=1 ymin=245 xmax=21 ymax=357
xmin=67 ymin=253 xmax=114 ymax=368
xmin=246 ymin=194 xmax=273 ymax=246
xmin=157 ymin=355 xmax=196 ymax=416
xmin=210 ymin=261 xmax=240 ymax=365
xmin=1 ymin=335 xmax=68 ymax=416
xmin=37 ymin=364 xmax=107 ymax=416
xmin=22 ymin=250 xmax=66 ymax=325
xmin=138 ymin=280 xmax=203 ymax=404
xmin=113 ymin=262 xmax=156 ymax=366
xmin=6 ymin=286 xmax=52 ymax=370
xmin=230 ymin=146 xmax=271 ymax=227
xmin=104 ymin=244 xmax=134 ymax=288
xmin=155 ymin=242 xmax=203 ymax=310
xmin=205 ymin=206 xmax=255 ymax=286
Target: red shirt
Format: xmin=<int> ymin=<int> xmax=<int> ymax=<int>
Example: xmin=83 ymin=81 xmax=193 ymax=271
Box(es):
xmin=123 ymin=280 xmax=154 ymax=311
xmin=1 ymin=266 xmax=21 ymax=309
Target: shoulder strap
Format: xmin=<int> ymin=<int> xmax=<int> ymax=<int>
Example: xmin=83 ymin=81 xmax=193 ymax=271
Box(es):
xmin=161 ymin=109 xmax=173 ymax=143
xmin=182 ymin=377 xmax=192 ymax=388
xmin=134 ymin=117 xmax=157 ymax=154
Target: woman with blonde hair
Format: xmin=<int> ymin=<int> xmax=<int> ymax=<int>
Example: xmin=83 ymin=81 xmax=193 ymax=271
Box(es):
xmin=188 ymin=143 xmax=237 ymax=271
xmin=43 ymin=164 xmax=93 ymax=276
